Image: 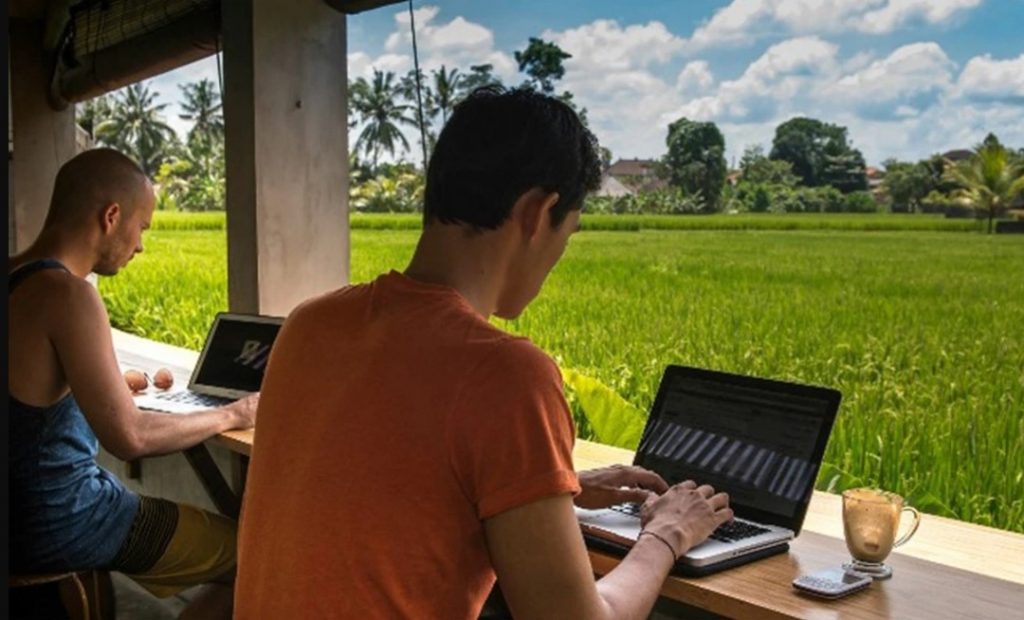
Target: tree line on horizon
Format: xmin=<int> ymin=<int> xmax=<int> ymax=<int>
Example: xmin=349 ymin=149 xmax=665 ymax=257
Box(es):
xmin=75 ymin=37 xmax=1024 ymax=230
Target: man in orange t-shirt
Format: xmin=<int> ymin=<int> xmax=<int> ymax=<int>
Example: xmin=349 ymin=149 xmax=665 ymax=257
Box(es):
xmin=235 ymin=87 xmax=733 ymax=619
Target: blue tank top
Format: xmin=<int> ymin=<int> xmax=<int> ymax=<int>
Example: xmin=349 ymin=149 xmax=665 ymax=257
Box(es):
xmin=9 ymin=259 xmax=140 ymax=571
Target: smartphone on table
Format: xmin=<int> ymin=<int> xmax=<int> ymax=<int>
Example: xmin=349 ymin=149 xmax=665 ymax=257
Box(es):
xmin=792 ymin=566 xmax=872 ymax=599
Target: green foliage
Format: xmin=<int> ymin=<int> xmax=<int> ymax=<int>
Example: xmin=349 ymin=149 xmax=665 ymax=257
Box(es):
xmin=94 ymin=82 xmax=174 ymax=176
xmin=921 ymin=189 xmax=957 ymax=212
xmin=514 ymin=37 xmax=572 ymax=94
xmin=430 ymin=65 xmax=464 ymax=125
xmin=350 ymin=168 xmax=425 ymax=213
xmin=153 ymin=137 xmax=226 ymax=212
xmin=76 ymin=94 xmax=114 ymax=138
xmin=347 ymin=212 xmax=976 ymax=232
xmin=769 ymin=117 xmax=868 ymax=192
xmin=822 ymin=150 xmax=869 ymax=193
xmin=883 ymin=159 xmax=936 ymax=212
xmin=562 ymin=369 xmax=647 ymax=449
xmin=739 ymin=145 xmax=799 ymax=187
xmin=102 ymin=222 xmax=1024 ymax=532
xmin=944 ymin=133 xmax=1024 ymax=233
xmin=178 ymin=79 xmax=223 ymax=151
xmin=664 ymin=118 xmax=727 ymax=212
xmin=586 ymin=188 xmax=704 ymax=215
xmin=460 ymin=63 xmax=502 ymax=92
xmin=350 ymin=70 xmax=417 ymax=168
xmin=751 ymin=184 xmax=771 ymax=213
xmin=734 ymin=184 xmax=878 ymax=214
xmin=844 ymin=191 xmax=879 ymax=213
xmin=399 ymin=68 xmax=435 ymax=166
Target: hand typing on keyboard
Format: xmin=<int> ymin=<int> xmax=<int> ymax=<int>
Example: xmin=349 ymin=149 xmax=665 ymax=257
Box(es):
xmin=574 ymin=465 xmax=670 ymax=510
xmin=635 ymin=480 xmax=734 ymax=560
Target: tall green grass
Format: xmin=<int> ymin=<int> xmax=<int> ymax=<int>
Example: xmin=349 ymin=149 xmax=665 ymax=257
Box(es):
xmin=100 ymin=226 xmax=1024 ymax=532
xmin=150 ymin=211 xmax=228 ymax=231
xmin=152 ymin=211 xmax=982 ymax=232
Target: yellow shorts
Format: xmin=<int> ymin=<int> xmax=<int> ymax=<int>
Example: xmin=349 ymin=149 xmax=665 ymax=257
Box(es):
xmin=121 ymin=501 xmax=237 ymax=598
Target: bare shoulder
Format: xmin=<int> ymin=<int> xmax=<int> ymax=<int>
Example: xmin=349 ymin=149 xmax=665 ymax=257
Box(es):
xmin=15 ymin=270 xmax=110 ymax=330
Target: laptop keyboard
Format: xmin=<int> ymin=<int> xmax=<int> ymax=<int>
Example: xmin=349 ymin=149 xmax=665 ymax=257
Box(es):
xmin=153 ymin=391 xmax=230 ymax=407
xmin=610 ymin=503 xmax=771 ymax=542
xmin=709 ymin=520 xmax=770 ymax=542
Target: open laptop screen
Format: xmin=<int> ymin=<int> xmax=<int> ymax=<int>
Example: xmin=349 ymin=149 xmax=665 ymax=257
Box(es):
xmin=191 ymin=314 xmax=283 ymax=394
xmin=635 ymin=366 xmax=841 ymax=533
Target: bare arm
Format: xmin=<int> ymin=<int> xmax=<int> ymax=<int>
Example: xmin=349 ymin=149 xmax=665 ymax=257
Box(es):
xmin=50 ymin=279 xmax=255 ymax=460
xmin=485 ymin=483 xmax=733 ymax=620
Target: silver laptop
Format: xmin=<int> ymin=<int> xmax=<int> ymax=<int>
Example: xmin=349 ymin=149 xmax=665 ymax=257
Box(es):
xmin=135 ymin=313 xmax=283 ymax=414
xmin=576 ymin=365 xmax=841 ymax=576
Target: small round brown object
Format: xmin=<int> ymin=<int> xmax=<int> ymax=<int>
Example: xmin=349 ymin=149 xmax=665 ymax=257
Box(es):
xmin=123 ymin=369 xmax=149 ymax=393
xmin=153 ymin=368 xmax=175 ymax=390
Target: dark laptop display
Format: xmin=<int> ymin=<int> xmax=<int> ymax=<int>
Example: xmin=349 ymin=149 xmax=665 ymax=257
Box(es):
xmin=636 ymin=366 xmax=841 ymax=534
xmin=192 ymin=318 xmax=281 ymax=393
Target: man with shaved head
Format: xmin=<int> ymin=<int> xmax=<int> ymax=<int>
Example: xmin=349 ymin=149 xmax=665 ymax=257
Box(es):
xmin=9 ymin=148 xmax=256 ymax=618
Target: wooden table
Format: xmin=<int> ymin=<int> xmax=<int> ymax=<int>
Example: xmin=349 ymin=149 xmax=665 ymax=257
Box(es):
xmin=115 ymin=329 xmax=1024 ymax=618
xmin=215 ymin=429 xmax=1023 ymax=619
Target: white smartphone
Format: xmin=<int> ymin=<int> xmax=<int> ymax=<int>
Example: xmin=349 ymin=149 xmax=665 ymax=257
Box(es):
xmin=792 ymin=566 xmax=872 ymax=599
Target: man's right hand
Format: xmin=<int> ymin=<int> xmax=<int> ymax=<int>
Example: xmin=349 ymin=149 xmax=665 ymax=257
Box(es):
xmin=639 ymin=480 xmax=733 ymax=557
xmin=225 ymin=393 xmax=259 ymax=429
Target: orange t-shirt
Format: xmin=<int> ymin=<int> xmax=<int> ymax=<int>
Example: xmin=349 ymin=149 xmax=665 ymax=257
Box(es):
xmin=235 ymin=271 xmax=580 ymax=619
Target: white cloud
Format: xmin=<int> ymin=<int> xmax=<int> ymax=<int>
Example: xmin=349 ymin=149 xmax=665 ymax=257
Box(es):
xmin=677 ymin=61 xmax=715 ymax=96
xmin=382 ymin=5 xmax=515 ymax=80
xmin=541 ymin=20 xmax=692 ymax=159
xmin=956 ymin=53 xmax=1024 ymax=103
xmin=671 ymin=37 xmax=840 ymax=123
xmin=685 ymin=0 xmax=983 ymax=51
xmin=826 ymin=42 xmax=956 ymax=117
xmin=855 ymin=0 xmax=983 ymax=35
xmin=536 ymin=26 xmax=973 ymax=164
xmin=643 ymin=38 xmax=1019 ymax=165
xmin=543 ymin=20 xmax=686 ymax=72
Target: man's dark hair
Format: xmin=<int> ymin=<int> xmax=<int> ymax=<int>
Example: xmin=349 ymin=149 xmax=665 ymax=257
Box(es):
xmin=424 ymin=86 xmax=602 ymax=229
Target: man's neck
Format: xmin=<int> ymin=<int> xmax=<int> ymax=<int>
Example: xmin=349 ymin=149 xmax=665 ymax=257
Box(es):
xmin=403 ymin=224 xmax=513 ymax=318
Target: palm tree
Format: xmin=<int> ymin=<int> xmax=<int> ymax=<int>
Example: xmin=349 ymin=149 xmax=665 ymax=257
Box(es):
xmin=179 ymin=79 xmax=223 ymax=150
xmin=350 ymin=70 xmax=417 ymax=169
xmin=76 ymin=94 xmax=114 ymax=139
xmin=431 ymin=65 xmax=463 ymax=126
xmin=945 ymin=134 xmax=1024 ymax=233
xmin=399 ymin=68 xmax=436 ymax=165
xmin=95 ymin=82 xmax=174 ymax=176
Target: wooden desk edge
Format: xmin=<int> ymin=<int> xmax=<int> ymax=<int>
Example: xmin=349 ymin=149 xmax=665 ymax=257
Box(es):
xmin=212 ymin=430 xmax=254 ymax=457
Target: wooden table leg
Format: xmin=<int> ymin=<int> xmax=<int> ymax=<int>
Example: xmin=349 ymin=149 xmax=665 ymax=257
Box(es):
xmin=183 ymin=444 xmax=241 ymax=519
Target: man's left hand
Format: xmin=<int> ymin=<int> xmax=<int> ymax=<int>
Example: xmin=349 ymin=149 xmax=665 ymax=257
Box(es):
xmin=574 ymin=464 xmax=670 ymax=510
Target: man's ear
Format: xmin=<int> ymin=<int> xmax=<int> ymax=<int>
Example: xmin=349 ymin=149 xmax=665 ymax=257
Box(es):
xmin=516 ymin=189 xmax=560 ymax=241
xmin=100 ymin=202 xmax=121 ymax=234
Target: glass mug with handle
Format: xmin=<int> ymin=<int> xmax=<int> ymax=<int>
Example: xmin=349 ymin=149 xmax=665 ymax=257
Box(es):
xmin=842 ymin=488 xmax=921 ymax=579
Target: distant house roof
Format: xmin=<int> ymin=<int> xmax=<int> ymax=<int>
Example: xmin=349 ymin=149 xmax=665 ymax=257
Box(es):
xmin=942 ymin=149 xmax=974 ymax=162
xmin=606 ymin=158 xmax=659 ymax=178
xmin=726 ymin=171 xmax=742 ymax=186
xmin=865 ymin=166 xmax=884 ymax=178
xmin=595 ymin=173 xmax=634 ymax=198
xmin=605 ymin=158 xmax=668 ymax=191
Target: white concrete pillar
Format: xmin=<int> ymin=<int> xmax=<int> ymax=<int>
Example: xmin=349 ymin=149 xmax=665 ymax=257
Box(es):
xmin=221 ymin=0 xmax=350 ymax=317
xmin=9 ymin=20 xmax=77 ymax=254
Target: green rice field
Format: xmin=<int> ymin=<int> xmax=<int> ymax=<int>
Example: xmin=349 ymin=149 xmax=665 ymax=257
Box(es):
xmin=100 ymin=215 xmax=1024 ymax=533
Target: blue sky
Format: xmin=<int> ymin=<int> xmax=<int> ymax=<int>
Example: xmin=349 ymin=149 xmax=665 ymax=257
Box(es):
xmin=150 ymin=0 xmax=1024 ymax=166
